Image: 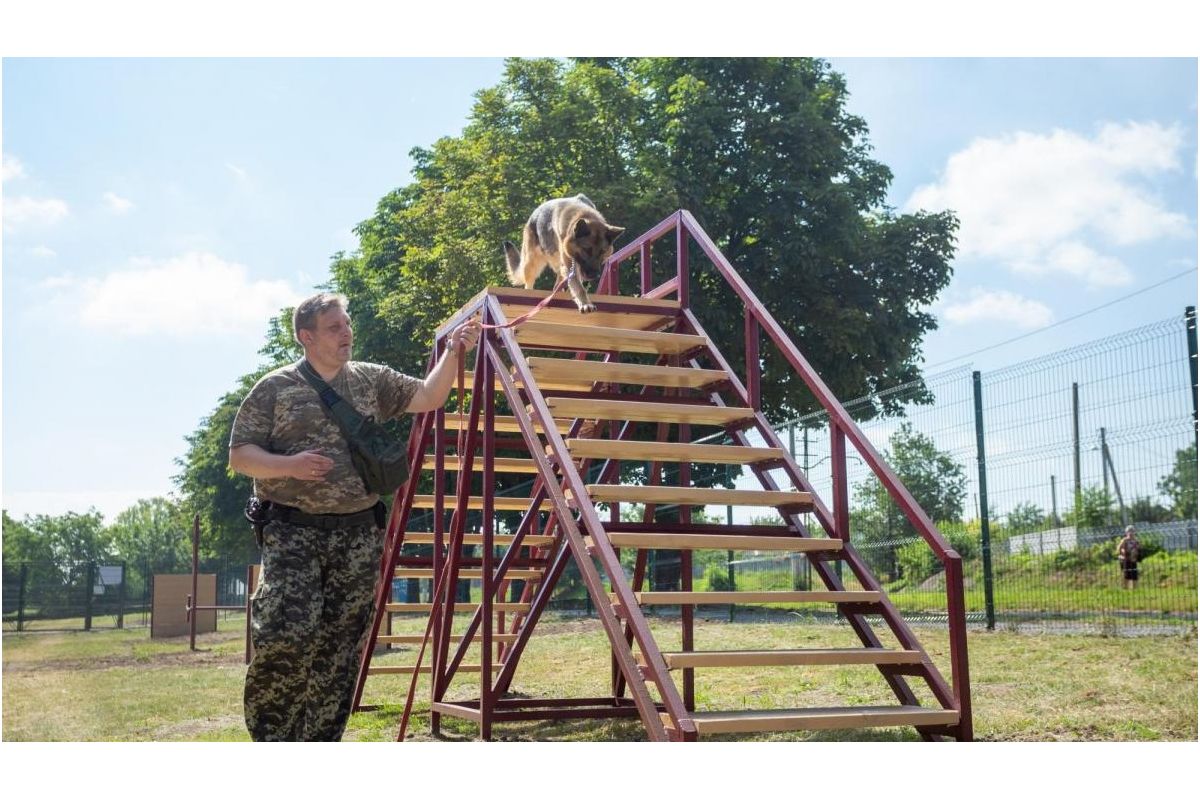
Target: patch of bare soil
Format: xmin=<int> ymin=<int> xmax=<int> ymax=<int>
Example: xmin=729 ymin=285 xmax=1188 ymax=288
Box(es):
xmin=4 ymin=646 xmax=245 ymax=674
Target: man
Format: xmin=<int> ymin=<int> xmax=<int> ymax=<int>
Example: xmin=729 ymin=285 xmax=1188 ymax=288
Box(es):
xmin=229 ymin=292 xmax=480 ymax=741
xmin=1116 ymin=525 xmax=1141 ymax=590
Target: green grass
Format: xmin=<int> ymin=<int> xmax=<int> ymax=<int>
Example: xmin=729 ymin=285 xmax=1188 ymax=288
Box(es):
xmin=3 ymin=612 xmax=1195 ymax=741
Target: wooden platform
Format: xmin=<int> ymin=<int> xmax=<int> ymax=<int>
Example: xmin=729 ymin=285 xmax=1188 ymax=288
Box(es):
xmin=484 ymin=286 xmax=680 ymax=331
xmin=527 ymin=357 xmax=727 ymax=390
xmin=411 ymin=496 xmax=536 ymax=511
xmin=566 ymin=439 xmax=784 ymax=465
xmin=627 ymin=591 xmax=881 ymax=605
xmin=376 ymin=633 xmax=520 ymax=645
xmin=400 ymin=532 xmax=557 ymax=548
xmin=593 ymin=532 xmax=842 ymax=552
xmin=516 ymin=321 xmax=705 ymax=355
xmin=577 ymin=484 xmax=813 ymax=508
xmin=545 ymin=397 xmax=755 ymax=426
xmin=385 ymin=602 xmax=531 ymax=613
xmin=667 ymin=705 xmax=959 ymax=734
xmin=653 ymin=648 xmax=923 ymax=669
xmin=393 ymin=567 xmax=544 ymax=580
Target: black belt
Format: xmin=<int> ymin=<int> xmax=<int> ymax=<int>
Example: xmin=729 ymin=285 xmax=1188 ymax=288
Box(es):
xmin=265 ymin=501 xmax=383 ymax=531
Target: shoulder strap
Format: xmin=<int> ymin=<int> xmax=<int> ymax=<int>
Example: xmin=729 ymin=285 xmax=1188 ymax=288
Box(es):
xmin=298 ymin=360 xmax=364 ymax=435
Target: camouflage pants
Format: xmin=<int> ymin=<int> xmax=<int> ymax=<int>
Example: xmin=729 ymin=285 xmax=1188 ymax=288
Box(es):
xmin=244 ymin=518 xmax=384 ymax=741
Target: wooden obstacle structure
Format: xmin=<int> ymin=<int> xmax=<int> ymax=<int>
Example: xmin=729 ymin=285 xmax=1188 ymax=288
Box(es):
xmin=353 ymin=210 xmax=972 ymax=741
xmin=182 ymin=514 xmax=257 ymax=664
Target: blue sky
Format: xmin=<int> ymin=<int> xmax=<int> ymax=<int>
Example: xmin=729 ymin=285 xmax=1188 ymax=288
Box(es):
xmin=2 ymin=57 xmax=1197 ymax=522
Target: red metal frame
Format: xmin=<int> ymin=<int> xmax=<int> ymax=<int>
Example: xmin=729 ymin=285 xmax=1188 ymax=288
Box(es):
xmin=354 ymin=209 xmax=972 ymax=742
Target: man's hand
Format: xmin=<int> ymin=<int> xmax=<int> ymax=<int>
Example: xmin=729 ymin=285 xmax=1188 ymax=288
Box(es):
xmin=287 ymin=450 xmax=334 ymax=481
xmin=448 ymin=317 xmax=482 ymax=353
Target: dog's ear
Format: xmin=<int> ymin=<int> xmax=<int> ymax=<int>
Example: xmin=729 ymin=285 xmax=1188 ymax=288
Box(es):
xmin=605 ymin=225 xmax=625 ymax=243
xmin=573 ymin=218 xmax=591 ymax=239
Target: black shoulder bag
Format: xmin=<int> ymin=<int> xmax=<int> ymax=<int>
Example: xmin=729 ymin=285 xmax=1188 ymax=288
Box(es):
xmin=298 ymin=360 xmax=411 ymax=495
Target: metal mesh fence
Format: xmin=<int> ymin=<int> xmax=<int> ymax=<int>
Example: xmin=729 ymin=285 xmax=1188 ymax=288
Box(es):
xmin=2 ymin=557 xmax=254 ymax=632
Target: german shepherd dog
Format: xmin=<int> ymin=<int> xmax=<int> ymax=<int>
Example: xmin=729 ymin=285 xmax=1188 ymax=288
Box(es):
xmin=504 ymin=194 xmax=625 ymax=313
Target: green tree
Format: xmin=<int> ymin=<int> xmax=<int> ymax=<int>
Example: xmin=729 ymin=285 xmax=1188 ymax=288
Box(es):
xmin=1067 ymin=485 xmax=1114 ymax=530
xmin=851 ymin=423 xmax=968 ymax=580
xmin=1006 ymin=502 xmax=1045 ymax=534
xmin=2 ymin=510 xmax=55 ymax=565
xmin=336 ymin=57 xmax=956 ymax=418
xmin=1158 ymin=443 xmax=1197 ymax=521
xmin=174 ymin=371 xmax=266 ymax=565
xmin=107 ymin=497 xmax=191 ymax=573
xmin=1128 ymin=495 xmax=1172 ymax=524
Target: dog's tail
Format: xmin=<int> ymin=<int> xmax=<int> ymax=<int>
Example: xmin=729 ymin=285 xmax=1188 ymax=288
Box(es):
xmin=502 ymin=240 xmax=523 ymax=286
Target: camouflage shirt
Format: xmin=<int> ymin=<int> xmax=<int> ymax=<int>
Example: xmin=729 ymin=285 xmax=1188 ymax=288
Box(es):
xmin=230 ymin=360 xmax=422 ymax=514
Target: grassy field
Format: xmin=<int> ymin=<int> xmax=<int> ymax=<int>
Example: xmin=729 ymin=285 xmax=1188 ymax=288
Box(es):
xmin=3 ymin=612 xmax=1195 ymax=741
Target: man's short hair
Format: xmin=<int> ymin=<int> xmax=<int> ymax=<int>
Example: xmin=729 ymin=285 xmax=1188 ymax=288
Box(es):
xmin=293 ymin=292 xmax=349 ymax=342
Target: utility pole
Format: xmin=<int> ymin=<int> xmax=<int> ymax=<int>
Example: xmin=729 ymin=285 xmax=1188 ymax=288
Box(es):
xmin=1101 ymin=434 xmax=1128 ymax=525
xmin=1050 ymin=475 xmax=1059 ymax=526
xmin=1100 ymin=427 xmax=1110 ymax=501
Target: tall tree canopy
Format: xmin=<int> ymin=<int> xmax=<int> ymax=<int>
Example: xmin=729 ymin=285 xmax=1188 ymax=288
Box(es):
xmin=177 ymin=57 xmax=958 ymax=558
xmin=335 ymin=57 xmax=957 ymax=416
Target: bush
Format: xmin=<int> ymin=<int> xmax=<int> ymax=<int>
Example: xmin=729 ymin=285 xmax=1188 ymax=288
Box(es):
xmin=896 ymin=539 xmax=938 ymax=584
xmin=704 ymin=564 xmax=734 ymax=592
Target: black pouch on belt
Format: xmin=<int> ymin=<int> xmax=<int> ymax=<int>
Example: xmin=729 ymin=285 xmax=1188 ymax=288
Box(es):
xmin=244 ymin=496 xmax=272 ymax=549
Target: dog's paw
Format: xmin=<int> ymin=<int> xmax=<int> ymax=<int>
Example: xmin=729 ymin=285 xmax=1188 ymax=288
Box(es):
xmin=579 ymin=303 xmax=597 ymax=314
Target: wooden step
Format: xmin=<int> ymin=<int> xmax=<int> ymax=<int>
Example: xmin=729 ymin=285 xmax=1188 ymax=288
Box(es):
xmin=567 ymin=439 xmax=784 ymax=465
xmin=652 ymin=648 xmax=924 ymax=669
xmin=545 ymin=397 xmax=755 ymax=427
xmin=460 ymin=371 xmax=594 ymax=393
xmin=442 ymin=415 xmax=572 ymax=434
xmin=377 ymin=634 xmax=520 ymax=645
xmin=591 ymin=533 xmax=842 ymax=552
xmin=385 ymin=602 xmax=531 ymax=613
xmin=527 ymin=357 xmax=727 ymax=390
xmin=483 ymin=286 xmax=679 ymax=331
xmin=664 ymin=705 xmax=959 ymax=734
xmin=411 ymin=496 xmax=534 ymax=511
xmin=394 ymin=568 xmax=544 ymax=580
xmin=368 ymin=664 xmax=504 ymax=675
xmin=625 ymin=591 xmax=881 ymax=605
xmin=576 ymin=485 xmax=813 ymax=509
xmin=516 ymin=321 xmax=706 ymax=355
xmin=401 ymin=532 xmax=557 ymax=548
xmin=420 ymin=457 xmax=541 ymax=474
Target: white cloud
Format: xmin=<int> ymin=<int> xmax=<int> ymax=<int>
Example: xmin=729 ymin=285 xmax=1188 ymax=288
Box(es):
xmin=906 ymin=121 xmax=1190 ymax=289
xmin=1012 ymin=241 xmax=1132 ymax=287
xmin=226 ymin=162 xmax=248 ymax=182
xmin=2 ymin=153 xmax=26 ymax=182
xmin=3 ymin=195 xmax=69 ymax=232
xmin=103 ymin=191 xmax=134 ymax=214
xmin=942 ymin=288 xmax=1055 ymax=330
xmin=48 ymin=252 xmax=302 ymax=338
xmin=30 ymin=245 xmax=57 ymax=258
xmin=39 ymin=273 xmax=76 ymax=289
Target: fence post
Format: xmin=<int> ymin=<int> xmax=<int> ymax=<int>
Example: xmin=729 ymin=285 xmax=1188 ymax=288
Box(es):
xmin=1186 ymin=305 xmax=1197 ymax=442
xmin=17 ymin=564 xmax=28 ymax=632
xmin=84 ymin=562 xmax=95 ymax=631
xmin=1072 ymin=382 xmax=1082 ymax=522
xmin=116 ymin=561 xmax=126 ymax=629
xmin=972 ymin=371 xmax=996 ymax=630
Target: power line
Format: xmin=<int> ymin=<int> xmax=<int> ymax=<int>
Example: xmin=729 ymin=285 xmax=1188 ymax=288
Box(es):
xmin=925 ymin=266 xmax=1198 ymax=370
